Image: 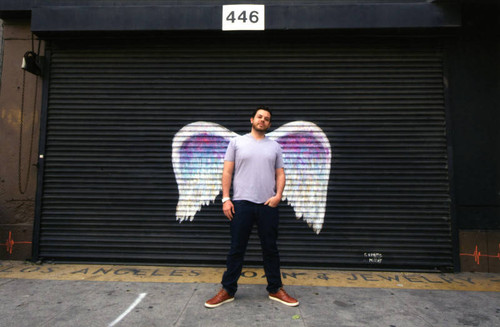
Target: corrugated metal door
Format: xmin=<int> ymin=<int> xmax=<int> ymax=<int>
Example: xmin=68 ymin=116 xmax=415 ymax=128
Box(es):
xmin=37 ymin=34 xmax=453 ymax=271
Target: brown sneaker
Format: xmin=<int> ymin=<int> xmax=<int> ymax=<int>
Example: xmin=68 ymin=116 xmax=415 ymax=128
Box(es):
xmin=269 ymin=288 xmax=299 ymax=307
xmin=205 ymin=289 xmax=234 ymax=308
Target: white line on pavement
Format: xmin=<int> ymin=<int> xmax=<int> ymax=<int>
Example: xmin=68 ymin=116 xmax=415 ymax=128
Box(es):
xmin=108 ymin=292 xmax=147 ymax=327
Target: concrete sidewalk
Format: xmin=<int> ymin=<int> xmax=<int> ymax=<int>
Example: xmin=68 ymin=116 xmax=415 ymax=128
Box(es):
xmin=1 ymin=278 xmax=499 ymax=327
xmin=0 ymin=262 xmax=499 ymax=327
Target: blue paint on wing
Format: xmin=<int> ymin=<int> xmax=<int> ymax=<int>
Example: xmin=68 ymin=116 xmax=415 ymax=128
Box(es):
xmin=276 ymin=132 xmax=330 ymax=167
xmin=179 ymin=134 xmax=229 ymax=175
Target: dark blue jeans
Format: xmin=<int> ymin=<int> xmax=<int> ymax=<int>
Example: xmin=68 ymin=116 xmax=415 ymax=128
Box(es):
xmin=221 ymin=200 xmax=283 ymax=296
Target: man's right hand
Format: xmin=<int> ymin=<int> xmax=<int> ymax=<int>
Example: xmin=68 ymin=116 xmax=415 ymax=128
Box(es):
xmin=223 ymin=200 xmax=235 ymax=220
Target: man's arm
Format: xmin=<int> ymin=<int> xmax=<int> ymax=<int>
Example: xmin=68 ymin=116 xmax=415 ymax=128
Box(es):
xmin=222 ymin=161 xmax=235 ymax=220
xmin=264 ymin=167 xmax=285 ymax=207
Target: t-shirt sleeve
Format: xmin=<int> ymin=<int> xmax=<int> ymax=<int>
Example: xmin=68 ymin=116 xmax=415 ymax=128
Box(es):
xmin=276 ymin=144 xmax=284 ymax=169
xmin=224 ymin=138 xmax=236 ymax=162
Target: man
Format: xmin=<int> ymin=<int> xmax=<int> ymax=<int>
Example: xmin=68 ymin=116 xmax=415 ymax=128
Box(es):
xmin=205 ymin=106 xmax=299 ymax=308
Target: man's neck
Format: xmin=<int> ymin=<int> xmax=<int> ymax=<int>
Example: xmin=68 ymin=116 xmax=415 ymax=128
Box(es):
xmin=250 ymin=128 xmax=266 ymax=140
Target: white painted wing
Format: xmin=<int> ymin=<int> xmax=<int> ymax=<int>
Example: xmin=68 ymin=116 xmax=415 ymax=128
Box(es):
xmin=172 ymin=121 xmax=237 ymax=222
xmin=269 ymin=121 xmax=332 ymax=234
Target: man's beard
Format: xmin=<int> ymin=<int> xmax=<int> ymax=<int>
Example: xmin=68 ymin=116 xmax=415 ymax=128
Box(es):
xmin=252 ymin=122 xmax=269 ymax=133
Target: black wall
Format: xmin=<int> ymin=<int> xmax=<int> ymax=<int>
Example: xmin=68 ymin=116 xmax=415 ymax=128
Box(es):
xmin=448 ymin=4 xmax=500 ymax=229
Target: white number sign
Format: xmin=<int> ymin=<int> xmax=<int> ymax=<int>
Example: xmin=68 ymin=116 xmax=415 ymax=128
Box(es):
xmin=222 ymin=5 xmax=265 ymax=31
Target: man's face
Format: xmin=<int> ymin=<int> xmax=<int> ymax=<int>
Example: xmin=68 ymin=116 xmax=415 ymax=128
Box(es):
xmin=251 ymin=109 xmax=272 ymax=132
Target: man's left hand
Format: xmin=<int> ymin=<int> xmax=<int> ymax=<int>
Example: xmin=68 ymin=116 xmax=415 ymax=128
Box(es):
xmin=264 ymin=195 xmax=281 ymax=208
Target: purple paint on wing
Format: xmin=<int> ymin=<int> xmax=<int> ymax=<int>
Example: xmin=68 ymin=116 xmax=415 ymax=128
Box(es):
xmin=180 ymin=134 xmax=229 ymax=164
xmin=277 ymin=132 xmax=330 ymax=165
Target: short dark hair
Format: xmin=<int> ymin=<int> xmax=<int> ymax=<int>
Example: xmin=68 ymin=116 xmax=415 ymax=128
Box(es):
xmin=252 ymin=106 xmax=272 ymax=120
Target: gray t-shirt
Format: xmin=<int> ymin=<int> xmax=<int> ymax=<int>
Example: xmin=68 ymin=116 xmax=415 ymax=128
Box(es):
xmin=224 ymin=133 xmax=284 ymax=204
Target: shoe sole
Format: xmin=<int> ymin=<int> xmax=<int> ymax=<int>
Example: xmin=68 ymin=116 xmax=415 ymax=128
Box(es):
xmin=204 ymin=297 xmax=234 ymax=308
xmin=269 ymin=295 xmax=299 ymax=307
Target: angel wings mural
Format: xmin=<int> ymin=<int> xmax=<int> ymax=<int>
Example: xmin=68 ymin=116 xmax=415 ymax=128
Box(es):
xmin=172 ymin=121 xmax=331 ymax=234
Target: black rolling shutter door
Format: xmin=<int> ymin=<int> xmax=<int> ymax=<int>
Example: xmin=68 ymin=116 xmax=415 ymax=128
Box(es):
xmin=38 ymin=35 xmax=453 ymax=271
